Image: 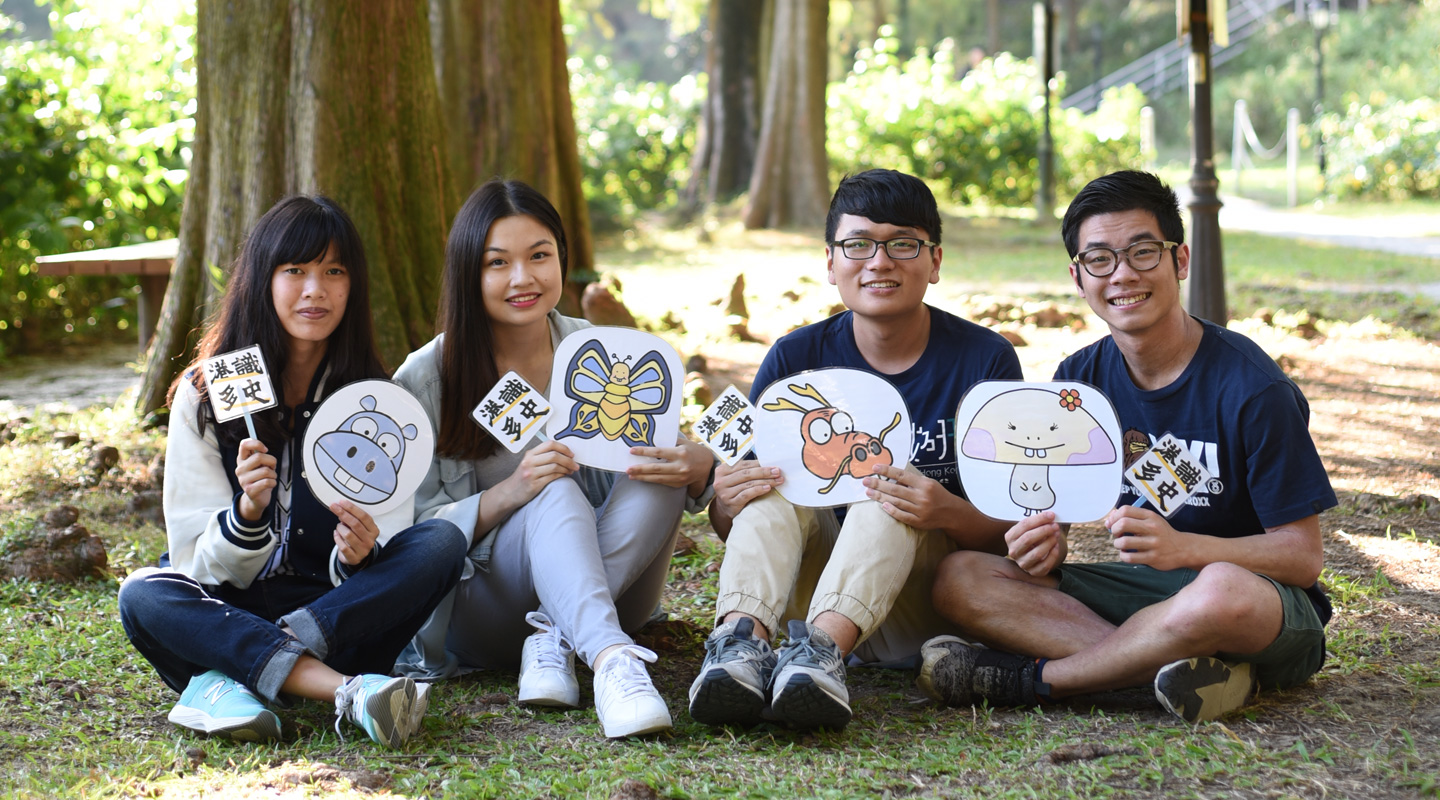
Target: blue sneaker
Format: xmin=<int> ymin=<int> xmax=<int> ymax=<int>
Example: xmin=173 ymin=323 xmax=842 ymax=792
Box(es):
xmin=333 ymin=674 xmax=419 ymax=748
xmin=167 ymin=670 xmax=281 ymax=741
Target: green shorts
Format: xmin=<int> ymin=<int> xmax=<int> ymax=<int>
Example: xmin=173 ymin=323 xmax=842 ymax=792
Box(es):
xmin=1054 ymin=562 xmax=1326 ymax=691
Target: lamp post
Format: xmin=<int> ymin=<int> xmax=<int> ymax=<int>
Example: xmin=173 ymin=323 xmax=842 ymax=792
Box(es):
xmin=1186 ymin=0 xmax=1226 ymax=325
xmin=1311 ymin=1 xmax=1330 ymax=186
xmin=1035 ymin=0 xmax=1056 ymax=223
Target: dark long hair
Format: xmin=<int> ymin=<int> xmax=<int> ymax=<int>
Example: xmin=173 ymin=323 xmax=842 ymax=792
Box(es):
xmin=436 ymin=179 xmax=569 ymax=461
xmin=171 ymin=195 xmax=387 ymax=451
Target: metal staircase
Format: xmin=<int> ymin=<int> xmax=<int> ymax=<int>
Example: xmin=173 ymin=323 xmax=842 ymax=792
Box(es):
xmin=1061 ymin=0 xmax=1299 ymax=112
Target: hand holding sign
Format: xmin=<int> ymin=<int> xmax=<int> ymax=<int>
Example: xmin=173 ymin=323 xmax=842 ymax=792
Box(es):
xmin=1122 ymin=432 xmax=1212 ymax=517
xmin=694 ymin=385 xmax=756 ymax=466
xmin=472 ymin=371 xmax=552 ymax=453
xmin=202 ymin=345 xmax=276 ymax=439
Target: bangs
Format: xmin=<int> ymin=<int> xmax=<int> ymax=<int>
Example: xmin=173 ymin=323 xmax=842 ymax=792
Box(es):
xmin=265 ymin=207 xmax=349 ymax=269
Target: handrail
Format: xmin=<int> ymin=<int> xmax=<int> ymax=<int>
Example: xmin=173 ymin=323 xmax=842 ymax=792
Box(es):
xmin=1061 ymin=0 xmax=1296 ymax=112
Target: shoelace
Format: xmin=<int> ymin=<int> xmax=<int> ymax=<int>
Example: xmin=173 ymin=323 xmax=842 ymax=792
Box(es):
xmin=775 ymin=636 xmax=840 ymax=675
xmin=708 ymin=629 xmax=769 ymax=664
xmin=524 ymin=612 xmax=575 ymax=671
xmin=599 ymin=646 xmax=657 ymax=701
xmin=332 ymin=675 xmax=362 ymax=741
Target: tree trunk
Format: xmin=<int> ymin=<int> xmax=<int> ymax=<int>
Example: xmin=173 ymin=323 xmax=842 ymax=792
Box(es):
xmin=136 ymin=0 xmax=454 ymax=416
xmin=685 ymin=0 xmax=763 ymax=209
xmin=432 ymin=0 xmax=594 ymax=313
xmin=742 ymin=0 xmax=829 ymax=231
xmin=986 ymin=0 xmax=1000 ymax=56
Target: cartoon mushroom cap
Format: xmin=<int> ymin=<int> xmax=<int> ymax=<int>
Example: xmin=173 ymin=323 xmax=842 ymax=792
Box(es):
xmin=960 ymin=387 xmax=1116 ymax=466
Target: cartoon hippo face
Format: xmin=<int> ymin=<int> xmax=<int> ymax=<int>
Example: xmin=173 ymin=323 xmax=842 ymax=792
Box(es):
xmin=312 ymin=395 xmax=418 ymax=504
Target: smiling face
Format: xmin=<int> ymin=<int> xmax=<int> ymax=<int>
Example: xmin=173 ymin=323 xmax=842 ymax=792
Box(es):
xmin=270 ymin=241 xmax=350 ymax=350
xmin=827 ymin=213 xmax=940 ymax=324
xmin=480 ymin=214 xmax=564 ymax=332
xmin=961 ymin=388 xmax=1115 ymax=466
xmin=1069 ymin=208 xmax=1190 ymax=338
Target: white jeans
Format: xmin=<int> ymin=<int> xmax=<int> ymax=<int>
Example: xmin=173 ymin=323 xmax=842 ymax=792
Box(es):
xmin=399 ymin=474 xmax=681 ymax=678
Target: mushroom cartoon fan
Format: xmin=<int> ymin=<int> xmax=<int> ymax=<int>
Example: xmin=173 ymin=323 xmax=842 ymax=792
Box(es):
xmin=955 ymin=381 xmax=1122 ymax=523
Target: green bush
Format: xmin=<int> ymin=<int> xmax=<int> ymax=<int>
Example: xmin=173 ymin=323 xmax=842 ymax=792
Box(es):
xmin=828 ymin=36 xmax=1144 ymax=208
xmin=0 ymin=0 xmax=192 ymax=358
xmin=569 ymin=54 xmax=701 ymax=230
xmin=1322 ymin=98 xmax=1440 ymax=199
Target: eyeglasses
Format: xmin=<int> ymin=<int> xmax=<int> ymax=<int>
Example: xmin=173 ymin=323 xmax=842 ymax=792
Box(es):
xmin=1072 ymin=240 xmax=1178 ymax=277
xmin=829 ymin=237 xmax=938 ymax=261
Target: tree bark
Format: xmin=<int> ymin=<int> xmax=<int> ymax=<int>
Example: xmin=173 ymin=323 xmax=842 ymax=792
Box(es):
xmin=136 ymin=0 xmax=454 ymax=415
xmin=987 ymin=0 xmax=1000 ymax=55
xmin=685 ymin=0 xmax=763 ymax=209
xmin=742 ymin=0 xmax=829 ymax=231
xmin=432 ymin=0 xmax=594 ymax=312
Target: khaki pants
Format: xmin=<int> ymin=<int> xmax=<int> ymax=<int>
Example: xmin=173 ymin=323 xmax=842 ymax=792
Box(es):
xmin=714 ymin=489 xmax=964 ymax=664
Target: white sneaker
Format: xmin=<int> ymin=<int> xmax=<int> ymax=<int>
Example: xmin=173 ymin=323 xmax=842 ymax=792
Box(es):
xmin=518 ymin=612 xmax=580 ymax=708
xmin=592 ymin=645 xmax=672 ymax=738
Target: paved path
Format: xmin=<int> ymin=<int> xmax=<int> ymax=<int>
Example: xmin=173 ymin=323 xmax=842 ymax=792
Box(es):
xmin=1176 ymin=187 xmax=1440 ymax=299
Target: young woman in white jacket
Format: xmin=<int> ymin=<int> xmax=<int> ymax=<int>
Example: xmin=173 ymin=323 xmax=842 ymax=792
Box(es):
xmin=118 ymin=196 xmax=466 ymax=747
xmin=393 ymin=180 xmax=715 ymax=738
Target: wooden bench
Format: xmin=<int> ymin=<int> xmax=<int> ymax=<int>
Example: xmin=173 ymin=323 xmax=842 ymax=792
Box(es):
xmin=34 ymin=239 xmax=178 ymax=352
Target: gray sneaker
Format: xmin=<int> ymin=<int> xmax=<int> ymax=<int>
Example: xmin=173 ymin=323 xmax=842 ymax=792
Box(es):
xmin=687 ymin=617 xmax=776 ymax=727
xmin=1154 ymin=657 xmax=1255 ymax=723
xmin=768 ymin=619 xmax=851 ymax=730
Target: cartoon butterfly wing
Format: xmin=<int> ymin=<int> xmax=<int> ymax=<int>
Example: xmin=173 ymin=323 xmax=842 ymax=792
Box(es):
xmin=619 ymin=350 xmax=672 ymax=446
xmin=555 ymin=340 xmax=611 ymax=441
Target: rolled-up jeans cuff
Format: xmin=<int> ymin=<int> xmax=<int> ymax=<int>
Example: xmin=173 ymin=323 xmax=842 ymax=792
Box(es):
xmin=809 ymin=592 xmax=877 ymax=640
xmin=715 ymin=591 xmax=782 ymax=637
xmin=254 ymin=639 xmax=307 ymax=703
xmin=278 ymin=607 xmax=328 ymax=660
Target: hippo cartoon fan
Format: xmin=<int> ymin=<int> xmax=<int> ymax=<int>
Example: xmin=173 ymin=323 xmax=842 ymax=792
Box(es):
xmin=301 ymin=380 xmax=435 ymax=516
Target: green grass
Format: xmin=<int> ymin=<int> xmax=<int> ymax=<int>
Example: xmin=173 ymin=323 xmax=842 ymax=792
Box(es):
xmin=0 ymin=403 xmax=1437 ymax=798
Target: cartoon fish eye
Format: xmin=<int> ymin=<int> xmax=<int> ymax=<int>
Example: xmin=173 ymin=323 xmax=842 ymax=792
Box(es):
xmin=1006 ymin=422 xmax=1016 ymax=430
xmin=807 ymin=417 xmax=833 ymax=445
xmin=830 ymin=412 xmax=854 ymax=435
xmin=351 ymin=417 xmax=378 ymax=439
xmin=1050 ymin=423 xmax=1059 ymax=431
xmin=376 ymin=432 xmax=401 ymax=459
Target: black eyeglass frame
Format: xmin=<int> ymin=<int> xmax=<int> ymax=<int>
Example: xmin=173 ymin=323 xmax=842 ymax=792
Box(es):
xmin=1071 ymin=240 xmax=1179 ymax=278
xmin=827 ymin=237 xmax=939 ymax=261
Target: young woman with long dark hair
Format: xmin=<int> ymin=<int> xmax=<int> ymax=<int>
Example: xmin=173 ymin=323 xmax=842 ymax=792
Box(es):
xmin=118 ymin=195 xmax=465 ymax=747
xmin=394 ymin=179 xmax=714 ymax=738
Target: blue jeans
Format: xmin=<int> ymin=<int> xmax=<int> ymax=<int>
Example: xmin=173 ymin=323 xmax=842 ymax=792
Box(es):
xmin=118 ymin=519 xmax=466 ymax=702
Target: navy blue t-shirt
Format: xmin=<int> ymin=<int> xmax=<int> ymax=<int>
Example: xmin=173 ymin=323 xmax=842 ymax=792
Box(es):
xmin=1054 ymin=319 xmax=1337 ymax=538
xmin=750 ymin=307 xmax=1023 ymax=499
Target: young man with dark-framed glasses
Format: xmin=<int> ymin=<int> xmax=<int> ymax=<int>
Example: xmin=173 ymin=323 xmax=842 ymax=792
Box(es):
xmin=921 ymin=170 xmax=1335 ymax=723
xmin=687 ymin=168 xmax=1021 ymax=731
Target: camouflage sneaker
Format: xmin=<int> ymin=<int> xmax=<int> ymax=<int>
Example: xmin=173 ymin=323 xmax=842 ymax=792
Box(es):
xmin=1154 ymin=657 xmax=1255 ymax=723
xmin=916 ymin=635 xmax=1045 ymax=708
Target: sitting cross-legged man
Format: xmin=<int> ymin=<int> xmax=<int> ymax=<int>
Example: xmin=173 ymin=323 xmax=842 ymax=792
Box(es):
xmin=919 ymin=170 xmax=1337 ymax=723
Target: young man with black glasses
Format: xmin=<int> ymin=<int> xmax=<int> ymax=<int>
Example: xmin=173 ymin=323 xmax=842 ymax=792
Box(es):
xmin=687 ymin=169 xmax=1021 ymax=730
xmin=920 ymin=170 xmax=1336 ymax=723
